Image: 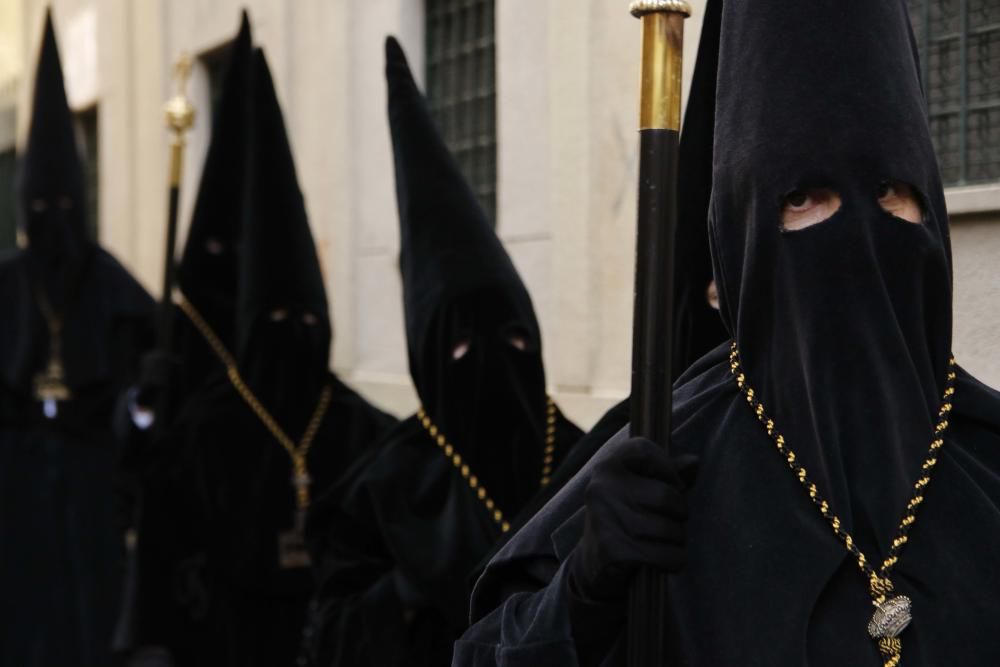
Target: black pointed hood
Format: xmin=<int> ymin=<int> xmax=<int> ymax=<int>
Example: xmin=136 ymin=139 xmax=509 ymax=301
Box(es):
xmin=236 ymin=49 xmax=329 ymax=423
xmin=387 ymin=37 xmax=571 ymax=517
xmin=386 ymin=36 xmax=540 ymax=401
xmin=177 ymin=10 xmax=252 ymax=344
xmin=16 ymin=10 xmax=92 ymax=303
xmin=711 ymin=0 xmax=952 ymax=553
xmin=671 ymin=0 xmax=726 ymax=379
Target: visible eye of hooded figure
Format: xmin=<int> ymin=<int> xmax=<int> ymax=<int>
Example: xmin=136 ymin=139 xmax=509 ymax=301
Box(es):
xmin=298 ymin=37 xmax=584 ymax=667
xmin=0 ymin=11 xmax=156 ymax=667
xmin=131 ymin=43 xmax=395 ymax=667
xmin=454 ymin=1 xmax=1000 ymax=666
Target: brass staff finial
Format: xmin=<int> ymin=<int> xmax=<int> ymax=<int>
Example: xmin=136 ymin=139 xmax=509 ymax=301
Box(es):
xmin=164 ymin=53 xmax=195 ymax=138
xmin=630 ymin=0 xmax=691 ymax=131
xmin=164 ymin=53 xmax=196 ymax=186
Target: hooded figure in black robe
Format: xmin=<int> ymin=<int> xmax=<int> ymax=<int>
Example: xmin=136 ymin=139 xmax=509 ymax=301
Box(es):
xmin=132 ymin=49 xmax=396 ymax=667
xmin=299 ymin=37 xmax=584 ymax=667
xmin=454 ymin=1 xmax=1000 ymax=665
xmin=0 ymin=12 xmax=155 ymax=667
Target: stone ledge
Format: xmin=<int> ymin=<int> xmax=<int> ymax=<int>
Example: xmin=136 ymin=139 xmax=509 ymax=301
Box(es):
xmin=946 ymin=182 xmax=1000 ymax=217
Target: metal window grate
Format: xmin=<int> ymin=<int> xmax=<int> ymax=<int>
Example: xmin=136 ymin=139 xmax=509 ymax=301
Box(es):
xmin=909 ymin=0 xmax=1000 ymax=186
xmin=425 ymin=0 xmax=497 ymax=222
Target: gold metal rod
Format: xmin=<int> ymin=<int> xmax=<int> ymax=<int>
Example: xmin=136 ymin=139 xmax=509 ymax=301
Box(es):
xmin=638 ymin=12 xmax=686 ymax=130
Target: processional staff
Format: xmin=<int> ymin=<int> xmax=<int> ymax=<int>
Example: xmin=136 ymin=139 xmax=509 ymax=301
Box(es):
xmin=625 ymin=1 xmax=691 ymax=664
xmin=155 ymin=53 xmax=196 ymax=420
xmin=111 ymin=54 xmax=196 ymax=653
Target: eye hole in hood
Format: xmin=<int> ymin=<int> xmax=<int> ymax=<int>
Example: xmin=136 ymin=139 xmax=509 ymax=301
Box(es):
xmin=878 ymin=180 xmax=924 ymax=224
xmin=780 ymin=187 xmax=842 ymax=232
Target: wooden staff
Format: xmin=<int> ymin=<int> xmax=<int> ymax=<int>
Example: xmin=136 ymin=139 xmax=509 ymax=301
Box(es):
xmin=626 ymin=1 xmax=691 ymax=663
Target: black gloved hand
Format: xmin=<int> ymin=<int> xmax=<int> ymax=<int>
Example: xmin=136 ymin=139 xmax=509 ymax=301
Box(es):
xmin=135 ymin=350 xmax=176 ymax=410
xmin=569 ymin=437 xmax=698 ymax=604
xmin=564 ymin=438 xmax=698 ymax=664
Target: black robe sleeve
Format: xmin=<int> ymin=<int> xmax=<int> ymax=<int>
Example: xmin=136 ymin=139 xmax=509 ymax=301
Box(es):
xmin=453 ymin=433 xmax=620 ymax=667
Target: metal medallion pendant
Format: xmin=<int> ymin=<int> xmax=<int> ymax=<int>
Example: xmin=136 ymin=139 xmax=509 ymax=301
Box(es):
xmin=277 ymin=508 xmax=312 ymax=570
xmin=869 ymin=595 xmax=911 ymax=666
xmin=868 ymin=595 xmax=912 ymax=639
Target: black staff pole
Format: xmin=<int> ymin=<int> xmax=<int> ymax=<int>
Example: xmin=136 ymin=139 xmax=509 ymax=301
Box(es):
xmin=157 ymin=53 xmax=195 ymax=417
xmin=626 ymin=1 xmax=691 ymax=664
xmin=112 ymin=54 xmax=195 ymax=653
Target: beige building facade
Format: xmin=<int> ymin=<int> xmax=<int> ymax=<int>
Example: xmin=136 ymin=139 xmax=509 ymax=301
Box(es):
xmin=1 ymin=0 xmax=998 ymax=427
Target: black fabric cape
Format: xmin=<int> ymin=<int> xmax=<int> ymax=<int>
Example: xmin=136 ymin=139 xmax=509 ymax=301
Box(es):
xmin=299 ymin=38 xmax=584 ymax=667
xmin=455 ymin=351 xmax=1000 ymax=666
xmin=453 ymin=0 xmax=1000 ymax=664
xmin=0 ymin=13 xmax=155 ymax=667
xmin=302 ymin=412 xmax=582 ymax=667
xmin=135 ymin=372 xmax=395 ymax=667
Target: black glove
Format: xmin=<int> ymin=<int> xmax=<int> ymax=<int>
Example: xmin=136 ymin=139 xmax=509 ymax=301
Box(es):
xmin=135 ymin=350 xmax=176 ymax=410
xmin=565 ymin=437 xmax=698 ymax=661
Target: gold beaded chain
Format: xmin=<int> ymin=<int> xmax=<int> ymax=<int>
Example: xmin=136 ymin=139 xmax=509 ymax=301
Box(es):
xmin=729 ymin=342 xmax=956 ymax=667
xmin=415 ymin=397 xmax=558 ymax=534
xmin=176 ymin=291 xmax=332 ymax=512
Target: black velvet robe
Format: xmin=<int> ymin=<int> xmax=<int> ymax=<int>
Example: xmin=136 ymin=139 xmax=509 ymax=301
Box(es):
xmin=136 ymin=371 xmax=395 ymax=667
xmin=0 ymin=249 xmax=155 ymax=667
xmin=455 ymin=346 xmax=1000 ymax=666
xmin=303 ymin=411 xmax=582 ymax=667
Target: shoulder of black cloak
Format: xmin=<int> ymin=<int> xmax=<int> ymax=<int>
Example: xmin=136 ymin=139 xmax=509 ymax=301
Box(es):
xmin=324 ymin=373 xmax=400 ymax=446
xmin=0 ymin=247 xmax=154 ymax=390
xmin=385 ymin=36 xmax=540 ymax=371
xmin=671 ymin=0 xmax=727 ymax=379
xmin=89 ymin=248 xmax=157 ymax=316
xmin=177 ymin=11 xmax=252 ymax=307
xmin=953 ymin=368 xmax=1000 ymax=436
xmin=236 ymin=48 xmax=329 ymax=358
xmin=468 ymin=343 xmax=734 ymax=622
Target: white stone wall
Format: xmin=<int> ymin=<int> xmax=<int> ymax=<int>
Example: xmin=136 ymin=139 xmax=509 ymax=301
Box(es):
xmin=14 ymin=0 xmax=1000 ymax=426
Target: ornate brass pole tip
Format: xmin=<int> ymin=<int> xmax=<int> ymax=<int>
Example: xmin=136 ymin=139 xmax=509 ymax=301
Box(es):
xmin=629 ymin=0 xmax=692 ymax=18
xmin=164 ymin=53 xmax=195 ymax=135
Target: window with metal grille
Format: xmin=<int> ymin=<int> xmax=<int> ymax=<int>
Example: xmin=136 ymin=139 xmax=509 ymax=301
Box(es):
xmin=909 ymin=0 xmax=1000 ymax=186
xmin=425 ymin=0 xmax=497 ymax=222
xmin=73 ymin=106 xmax=98 ymax=240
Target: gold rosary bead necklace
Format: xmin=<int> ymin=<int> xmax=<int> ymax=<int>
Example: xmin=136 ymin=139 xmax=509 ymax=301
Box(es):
xmin=729 ymin=342 xmax=956 ymax=667
xmin=416 ymin=396 xmax=558 ymax=534
xmin=177 ymin=291 xmax=332 ymax=568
